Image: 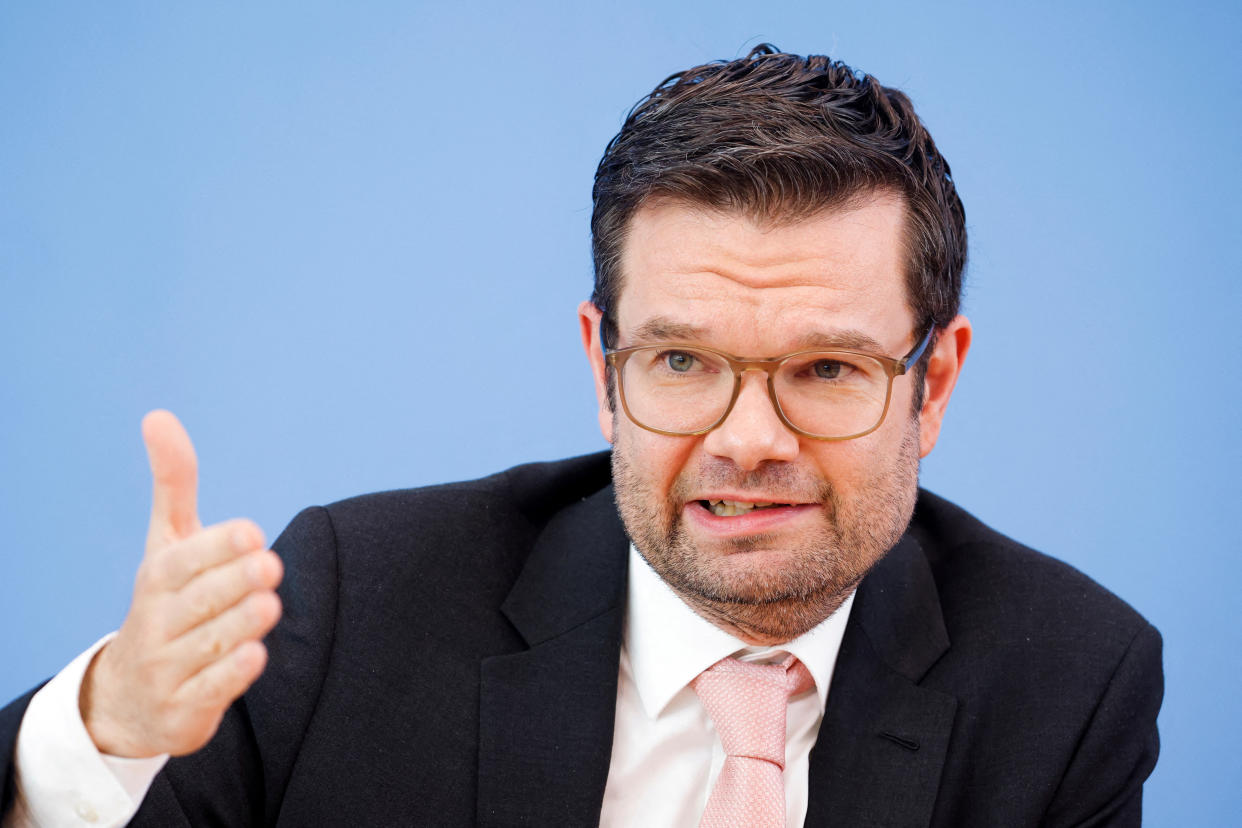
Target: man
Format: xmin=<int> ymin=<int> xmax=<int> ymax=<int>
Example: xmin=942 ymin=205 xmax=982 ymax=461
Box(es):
xmin=1 ymin=46 xmax=1161 ymax=826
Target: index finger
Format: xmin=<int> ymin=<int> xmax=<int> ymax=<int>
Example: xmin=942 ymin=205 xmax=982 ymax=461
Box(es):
xmin=149 ymin=518 xmax=268 ymax=592
xmin=143 ymin=409 xmax=201 ymax=545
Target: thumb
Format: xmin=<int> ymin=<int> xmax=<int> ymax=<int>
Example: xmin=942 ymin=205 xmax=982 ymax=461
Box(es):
xmin=142 ymin=409 xmax=201 ymax=544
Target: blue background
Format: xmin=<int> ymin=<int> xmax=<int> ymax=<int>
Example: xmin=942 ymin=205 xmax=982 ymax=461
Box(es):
xmin=2 ymin=2 xmax=1238 ymax=823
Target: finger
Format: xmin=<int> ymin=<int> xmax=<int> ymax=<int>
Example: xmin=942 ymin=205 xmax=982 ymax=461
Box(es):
xmin=168 ymin=640 xmax=269 ymax=755
xmin=168 ymin=590 xmax=281 ymax=684
xmin=143 ymin=410 xmax=202 ymax=544
xmin=179 ymin=640 xmax=268 ymax=711
xmin=164 ymin=549 xmax=283 ymax=639
xmin=141 ymin=518 xmax=266 ymax=593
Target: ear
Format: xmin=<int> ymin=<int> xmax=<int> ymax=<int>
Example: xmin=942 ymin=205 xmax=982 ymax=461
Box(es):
xmin=578 ymin=300 xmax=615 ymax=443
xmin=918 ymin=314 xmax=972 ymax=458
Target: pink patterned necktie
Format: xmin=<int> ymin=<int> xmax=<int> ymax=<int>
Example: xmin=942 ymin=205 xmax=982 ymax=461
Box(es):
xmin=691 ymin=653 xmax=815 ymax=828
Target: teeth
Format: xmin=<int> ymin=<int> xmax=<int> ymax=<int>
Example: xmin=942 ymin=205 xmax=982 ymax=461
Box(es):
xmin=706 ymin=500 xmax=786 ymax=517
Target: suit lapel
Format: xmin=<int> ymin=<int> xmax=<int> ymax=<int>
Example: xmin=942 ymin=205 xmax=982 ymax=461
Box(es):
xmin=477 ymin=485 xmax=628 ymax=827
xmin=804 ymin=532 xmax=958 ymax=828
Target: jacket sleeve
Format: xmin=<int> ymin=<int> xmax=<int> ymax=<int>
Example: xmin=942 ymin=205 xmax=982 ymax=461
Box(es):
xmin=1042 ymin=622 xmax=1164 ymax=827
xmin=1 ymin=686 xmax=44 ymax=818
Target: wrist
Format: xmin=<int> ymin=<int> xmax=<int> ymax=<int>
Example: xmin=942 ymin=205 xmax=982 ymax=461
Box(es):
xmin=79 ymin=643 xmax=146 ymax=758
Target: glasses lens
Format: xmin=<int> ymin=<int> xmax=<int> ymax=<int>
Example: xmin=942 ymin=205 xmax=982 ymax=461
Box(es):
xmin=774 ymin=352 xmax=890 ymax=438
xmin=619 ymin=346 xmax=734 ymax=433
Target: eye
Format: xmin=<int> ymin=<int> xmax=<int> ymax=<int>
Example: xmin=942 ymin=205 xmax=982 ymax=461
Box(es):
xmin=664 ymin=351 xmax=698 ymax=373
xmin=812 ymin=359 xmax=849 ymax=379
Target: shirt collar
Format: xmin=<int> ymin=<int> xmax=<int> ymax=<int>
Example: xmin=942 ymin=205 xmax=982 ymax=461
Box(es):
xmin=624 ymin=543 xmax=855 ymax=719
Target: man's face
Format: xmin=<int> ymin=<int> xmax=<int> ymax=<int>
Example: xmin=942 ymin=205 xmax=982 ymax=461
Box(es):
xmin=581 ymin=192 xmax=967 ymax=644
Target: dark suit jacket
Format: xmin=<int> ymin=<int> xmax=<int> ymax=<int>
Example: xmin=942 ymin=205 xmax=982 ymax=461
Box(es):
xmin=0 ymin=452 xmax=1162 ymax=826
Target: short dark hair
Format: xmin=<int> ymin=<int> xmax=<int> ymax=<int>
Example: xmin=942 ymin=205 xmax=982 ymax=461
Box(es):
xmin=590 ymin=44 xmax=967 ymax=367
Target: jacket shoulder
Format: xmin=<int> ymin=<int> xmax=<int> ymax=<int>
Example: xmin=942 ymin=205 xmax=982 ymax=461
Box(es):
xmin=909 ymin=491 xmax=1163 ymax=825
xmin=320 ymin=450 xmax=613 ymax=535
xmin=272 ymin=451 xmax=616 ymax=610
xmin=911 ymin=488 xmax=1152 ymax=641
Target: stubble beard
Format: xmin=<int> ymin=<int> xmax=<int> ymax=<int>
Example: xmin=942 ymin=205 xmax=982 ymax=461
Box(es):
xmin=612 ymin=421 xmax=921 ymax=645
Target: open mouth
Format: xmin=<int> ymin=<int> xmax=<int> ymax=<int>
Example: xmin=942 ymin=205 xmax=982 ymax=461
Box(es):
xmin=699 ymin=499 xmax=794 ymax=517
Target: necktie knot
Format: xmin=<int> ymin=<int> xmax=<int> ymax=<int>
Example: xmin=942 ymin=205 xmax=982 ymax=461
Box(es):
xmin=691 ymin=654 xmax=813 ymax=769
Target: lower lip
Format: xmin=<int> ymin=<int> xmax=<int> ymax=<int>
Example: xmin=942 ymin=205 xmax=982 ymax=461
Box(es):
xmin=683 ymin=501 xmax=818 ymax=537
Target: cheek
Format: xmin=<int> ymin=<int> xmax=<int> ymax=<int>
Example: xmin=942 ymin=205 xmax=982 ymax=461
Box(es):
xmin=874 ymin=386 xmax=920 ymax=443
xmin=802 ymin=442 xmax=864 ymax=490
xmin=615 ymin=419 xmax=697 ymax=495
xmin=803 ymin=421 xmax=905 ymax=487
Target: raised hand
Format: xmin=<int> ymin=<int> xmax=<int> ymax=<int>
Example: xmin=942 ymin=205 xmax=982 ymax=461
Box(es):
xmin=78 ymin=410 xmax=284 ymax=758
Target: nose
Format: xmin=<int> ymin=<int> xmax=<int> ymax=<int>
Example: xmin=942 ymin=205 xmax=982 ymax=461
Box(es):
xmin=701 ymin=370 xmax=800 ymax=471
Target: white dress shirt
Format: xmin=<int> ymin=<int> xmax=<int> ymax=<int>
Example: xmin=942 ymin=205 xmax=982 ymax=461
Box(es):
xmin=600 ymin=545 xmax=854 ymax=828
xmin=6 ymin=634 xmax=167 ymax=828
xmin=5 ymin=547 xmax=853 ymax=827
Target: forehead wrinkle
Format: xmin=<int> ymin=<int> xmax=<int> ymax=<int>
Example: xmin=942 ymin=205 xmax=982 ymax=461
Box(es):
xmin=632 ymin=224 xmax=864 ymax=297
xmin=663 ymin=210 xmax=895 ymax=293
xmin=669 ymin=253 xmax=855 ymax=294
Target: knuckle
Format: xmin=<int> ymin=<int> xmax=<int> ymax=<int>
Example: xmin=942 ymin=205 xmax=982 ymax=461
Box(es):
xmin=187 ymin=589 xmax=221 ymax=623
xmin=136 ymin=556 xmax=168 ymax=591
xmin=151 ymin=659 xmax=183 ymax=692
xmin=137 ymin=597 xmax=173 ymax=642
xmin=152 ymin=604 xmax=180 ymax=643
xmin=148 ymin=551 xmax=183 ymax=587
xmin=163 ymin=708 xmax=196 ymax=744
xmin=192 ymin=676 xmax=222 ymax=707
xmin=134 ymin=561 xmax=155 ymax=590
xmin=154 ymin=694 xmax=180 ymax=725
xmin=133 ymin=655 xmax=164 ymax=689
xmin=201 ymin=634 xmax=225 ymax=660
xmin=203 ymin=666 xmax=246 ymax=707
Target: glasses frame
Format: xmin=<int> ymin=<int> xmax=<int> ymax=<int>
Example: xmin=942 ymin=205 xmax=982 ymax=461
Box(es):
xmin=605 ymin=325 xmax=935 ymax=442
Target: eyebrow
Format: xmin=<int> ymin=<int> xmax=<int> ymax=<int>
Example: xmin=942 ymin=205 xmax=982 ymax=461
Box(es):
xmin=790 ymin=329 xmax=887 ymax=354
xmin=629 ymin=316 xmax=707 ymax=343
xmin=625 ymin=315 xmax=890 ymax=355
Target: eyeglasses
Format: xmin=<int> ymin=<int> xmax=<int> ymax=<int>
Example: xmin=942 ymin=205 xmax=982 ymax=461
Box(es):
xmin=606 ymin=326 xmax=934 ymax=441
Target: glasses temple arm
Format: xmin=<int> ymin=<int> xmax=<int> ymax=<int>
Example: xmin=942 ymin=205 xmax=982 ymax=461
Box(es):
xmin=902 ymin=325 xmax=936 ymax=370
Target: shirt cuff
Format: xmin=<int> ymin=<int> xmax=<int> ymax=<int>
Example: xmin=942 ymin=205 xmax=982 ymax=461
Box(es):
xmin=11 ymin=633 xmax=168 ymax=828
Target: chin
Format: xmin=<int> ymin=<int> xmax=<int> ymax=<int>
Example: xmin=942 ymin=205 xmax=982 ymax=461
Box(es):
xmin=660 ymin=541 xmax=858 ymax=644
xmin=673 ymin=526 xmax=855 ymax=602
